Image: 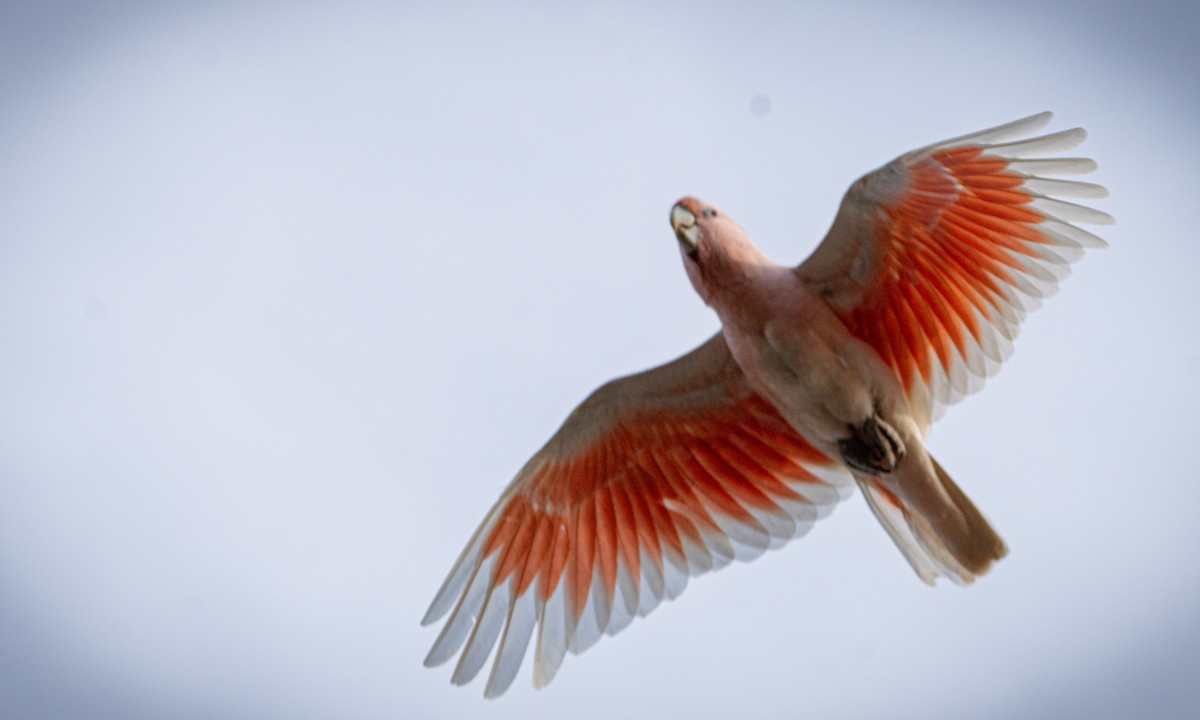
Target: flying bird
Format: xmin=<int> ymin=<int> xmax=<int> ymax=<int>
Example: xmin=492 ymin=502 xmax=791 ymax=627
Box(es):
xmin=422 ymin=112 xmax=1111 ymax=697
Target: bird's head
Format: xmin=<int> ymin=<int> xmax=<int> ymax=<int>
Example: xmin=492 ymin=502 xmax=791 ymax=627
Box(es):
xmin=669 ymin=196 xmax=719 ymax=263
xmin=670 ymin=196 xmax=761 ymax=304
xmin=670 ymin=196 xmax=773 ymax=306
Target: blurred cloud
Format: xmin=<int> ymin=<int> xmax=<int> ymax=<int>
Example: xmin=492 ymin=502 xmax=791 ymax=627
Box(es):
xmin=1 ymin=1 xmax=1198 ymax=719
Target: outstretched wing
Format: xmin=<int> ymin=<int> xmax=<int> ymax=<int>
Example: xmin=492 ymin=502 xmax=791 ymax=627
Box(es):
xmin=422 ymin=334 xmax=852 ymax=697
xmin=797 ymin=112 xmax=1112 ymax=427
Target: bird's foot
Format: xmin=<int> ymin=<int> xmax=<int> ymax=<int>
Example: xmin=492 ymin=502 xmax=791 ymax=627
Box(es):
xmin=839 ymin=416 xmax=906 ymax=475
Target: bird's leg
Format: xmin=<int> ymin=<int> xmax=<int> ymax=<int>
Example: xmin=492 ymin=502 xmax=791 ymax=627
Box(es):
xmin=838 ymin=415 xmax=906 ymax=474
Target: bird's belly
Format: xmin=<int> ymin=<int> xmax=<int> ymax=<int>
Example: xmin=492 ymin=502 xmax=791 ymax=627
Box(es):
xmin=723 ymin=321 xmax=873 ymax=446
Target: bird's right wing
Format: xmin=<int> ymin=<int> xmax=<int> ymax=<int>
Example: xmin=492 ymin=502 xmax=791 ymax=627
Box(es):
xmin=421 ymin=333 xmax=853 ymax=697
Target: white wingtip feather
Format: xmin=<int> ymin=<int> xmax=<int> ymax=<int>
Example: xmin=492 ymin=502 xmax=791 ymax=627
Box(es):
xmin=451 ymin=581 xmax=511 ymax=686
xmin=919 ymin=111 xmax=1054 ymax=155
xmin=484 ymin=590 xmax=537 ymax=699
xmin=985 ymin=127 xmax=1087 ymax=157
xmin=425 ymin=553 xmax=497 ymax=667
xmin=533 ymin=585 xmax=567 ymax=689
xmin=423 ymin=493 xmax=513 ymax=626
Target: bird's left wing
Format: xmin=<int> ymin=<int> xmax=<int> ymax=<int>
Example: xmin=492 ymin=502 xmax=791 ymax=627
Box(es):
xmin=422 ymin=333 xmax=852 ymax=697
xmin=796 ymin=112 xmax=1112 ymax=428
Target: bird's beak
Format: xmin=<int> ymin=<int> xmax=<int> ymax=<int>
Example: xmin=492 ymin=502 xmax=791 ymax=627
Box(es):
xmin=671 ymin=202 xmax=699 ymax=256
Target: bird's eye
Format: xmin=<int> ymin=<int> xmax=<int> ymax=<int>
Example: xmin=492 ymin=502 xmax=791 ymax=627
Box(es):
xmin=702 ymin=208 xmax=717 ymax=218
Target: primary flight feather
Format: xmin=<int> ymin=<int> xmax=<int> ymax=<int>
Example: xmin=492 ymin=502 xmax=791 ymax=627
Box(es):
xmin=422 ymin=112 xmax=1111 ymax=697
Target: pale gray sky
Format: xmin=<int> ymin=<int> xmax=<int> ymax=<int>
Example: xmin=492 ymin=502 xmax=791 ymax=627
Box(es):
xmin=2 ymin=1 xmax=1198 ymax=718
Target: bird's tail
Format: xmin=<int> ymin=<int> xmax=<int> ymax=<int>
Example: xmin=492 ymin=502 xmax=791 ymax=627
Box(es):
xmin=857 ymin=453 xmax=1007 ymax=586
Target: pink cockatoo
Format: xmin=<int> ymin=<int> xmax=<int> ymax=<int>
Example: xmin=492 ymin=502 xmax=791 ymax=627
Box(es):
xmin=422 ymin=112 xmax=1111 ymax=697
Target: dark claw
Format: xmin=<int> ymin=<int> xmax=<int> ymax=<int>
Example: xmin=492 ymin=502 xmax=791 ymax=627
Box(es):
xmin=839 ymin=416 xmax=906 ymax=475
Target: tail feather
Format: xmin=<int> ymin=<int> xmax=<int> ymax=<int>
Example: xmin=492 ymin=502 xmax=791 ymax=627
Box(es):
xmin=858 ymin=453 xmax=1007 ymax=586
xmin=928 ymin=455 xmax=1008 ymax=574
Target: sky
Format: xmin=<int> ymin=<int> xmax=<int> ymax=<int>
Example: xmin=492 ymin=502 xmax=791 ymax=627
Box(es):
xmin=1 ymin=0 xmax=1199 ymax=718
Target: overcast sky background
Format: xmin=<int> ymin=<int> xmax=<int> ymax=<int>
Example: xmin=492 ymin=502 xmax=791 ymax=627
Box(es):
xmin=2 ymin=1 xmax=1198 ymax=718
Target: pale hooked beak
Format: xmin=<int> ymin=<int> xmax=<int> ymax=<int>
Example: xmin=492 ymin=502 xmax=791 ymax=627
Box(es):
xmin=671 ymin=202 xmax=699 ymax=256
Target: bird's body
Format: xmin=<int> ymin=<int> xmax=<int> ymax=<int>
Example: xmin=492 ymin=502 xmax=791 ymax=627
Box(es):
xmin=674 ymin=197 xmax=1006 ymax=581
xmin=686 ymin=219 xmax=905 ymax=452
xmin=422 ymin=112 xmax=1112 ymax=697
